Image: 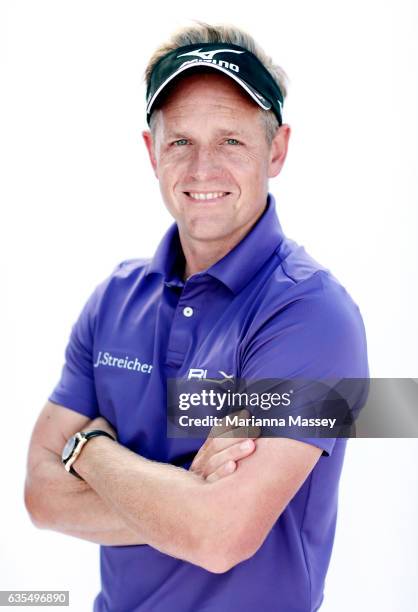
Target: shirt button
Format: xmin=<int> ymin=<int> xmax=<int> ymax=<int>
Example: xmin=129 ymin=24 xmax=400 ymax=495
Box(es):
xmin=183 ymin=306 xmax=194 ymax=317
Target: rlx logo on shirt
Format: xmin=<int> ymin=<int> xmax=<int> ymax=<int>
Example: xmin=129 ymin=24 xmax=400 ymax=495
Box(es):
xmin=187 ymin=368 xmax=234 ymax=382
xmin=94 ymin=351 xmax=153 ymax=374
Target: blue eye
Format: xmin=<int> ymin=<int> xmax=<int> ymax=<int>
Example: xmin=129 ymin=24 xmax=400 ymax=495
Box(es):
xmin=172 ymin=138 xmax=241 ymax=146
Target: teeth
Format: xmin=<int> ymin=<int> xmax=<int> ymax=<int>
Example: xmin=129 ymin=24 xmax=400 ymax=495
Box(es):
xmin=188 ymin=192 xmax=228 ymax=200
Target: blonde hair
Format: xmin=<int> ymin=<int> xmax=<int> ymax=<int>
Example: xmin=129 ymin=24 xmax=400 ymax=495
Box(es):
xmin=144 ymin=20 xmax=290 ymax=145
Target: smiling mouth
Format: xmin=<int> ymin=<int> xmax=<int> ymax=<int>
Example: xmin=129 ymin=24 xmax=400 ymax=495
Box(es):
xmin=183 ymin=191 xmax=231 ymax=202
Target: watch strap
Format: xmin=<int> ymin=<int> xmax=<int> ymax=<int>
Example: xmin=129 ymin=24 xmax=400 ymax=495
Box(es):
xmin=67 ymin=429 xmax=116 ymax=479
xmin=82 ymin=429 xmax=116 ymax=442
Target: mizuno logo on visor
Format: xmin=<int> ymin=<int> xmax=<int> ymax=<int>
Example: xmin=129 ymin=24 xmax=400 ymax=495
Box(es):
xmin=177 ymin=48 xmax=245 ymax=61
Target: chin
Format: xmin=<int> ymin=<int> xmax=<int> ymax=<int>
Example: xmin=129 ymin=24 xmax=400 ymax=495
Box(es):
xmin=185 ymin=222 xmax=230 ymax=242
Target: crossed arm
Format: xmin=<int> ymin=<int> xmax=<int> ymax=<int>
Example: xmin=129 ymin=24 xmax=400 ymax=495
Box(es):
xmin=24 ymin=401 xmax=322 ymax=573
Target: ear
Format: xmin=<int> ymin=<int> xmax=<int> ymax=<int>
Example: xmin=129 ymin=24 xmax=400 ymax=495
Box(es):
xmin=142 ymin=130 xmax=159 ymax=179
xmin=268 ymin=124 xmax=291 ymax=179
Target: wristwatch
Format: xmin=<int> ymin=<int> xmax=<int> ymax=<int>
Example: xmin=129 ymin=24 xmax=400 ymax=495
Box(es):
xmin=61 ymin=429 xmax=116 ymax=479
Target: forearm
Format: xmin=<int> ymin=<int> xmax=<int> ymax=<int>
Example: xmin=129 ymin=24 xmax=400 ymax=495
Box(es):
xmin=58 ymin=512 xmax=142 ymax=546
xmin=25 ymin=449 xmax=146 ymax=546
xmin=75 ymin=437 xmax=221 ymax=570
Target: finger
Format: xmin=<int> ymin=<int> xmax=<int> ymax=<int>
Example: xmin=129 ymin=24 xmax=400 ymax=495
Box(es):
xmin=206 ymin=460 xmax=236 ymax=483
xmin=190 ymin=411 xmax=260 ymax=474
xmin=206 ymin=423 xmax=261 ymax=454
xmin=217 ymin=424 xmax=261 ymax=439
xmin=203 ymin=430 xmax=258 ymax=455
xmin=190 ymin=430 xmax=258 ymax=473
xmin=191 ymin=421 xmax=260 ymax=463
xmin=201 ymin=439 xmax=256 ymax=479
xmin=209 ymin=408 xmax=251 ymax=437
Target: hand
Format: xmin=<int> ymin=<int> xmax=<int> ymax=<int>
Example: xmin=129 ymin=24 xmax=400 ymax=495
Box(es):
xmin=190 ymin=409 xmax=260 ymax=483
xmin=83 ymin=416 xmax=117 ymax=441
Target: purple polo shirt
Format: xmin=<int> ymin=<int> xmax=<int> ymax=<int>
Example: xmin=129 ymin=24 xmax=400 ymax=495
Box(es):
xmin=49 ymin=193 xmax=369 ymax=612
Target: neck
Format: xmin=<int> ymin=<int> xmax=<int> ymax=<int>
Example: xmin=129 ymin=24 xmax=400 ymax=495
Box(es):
xmin=181 ymin=242 xmax=231 ymax=281
xmin=179 ymin=207 xmax=266 ymax=281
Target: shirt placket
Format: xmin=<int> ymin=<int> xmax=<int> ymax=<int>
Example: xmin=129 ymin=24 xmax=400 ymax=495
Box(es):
xmin=165 ymin=277 xmax=207 ymax=369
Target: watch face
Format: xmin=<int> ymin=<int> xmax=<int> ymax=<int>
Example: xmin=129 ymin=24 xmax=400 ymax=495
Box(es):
xmin=62 ymin=435 xmax=78 ymax=462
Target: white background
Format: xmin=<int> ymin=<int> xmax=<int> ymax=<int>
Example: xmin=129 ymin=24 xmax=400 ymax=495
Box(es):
xmin=1 ymin=1 xmax=417 ymax=610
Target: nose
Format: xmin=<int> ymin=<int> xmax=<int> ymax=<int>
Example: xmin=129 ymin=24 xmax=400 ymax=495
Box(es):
xmin=187 ymin=144 xmax=223 ymax=181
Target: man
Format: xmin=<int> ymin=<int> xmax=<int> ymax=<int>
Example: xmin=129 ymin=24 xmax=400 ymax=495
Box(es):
xmin=24 ymin=22 xmax=369 ymax=612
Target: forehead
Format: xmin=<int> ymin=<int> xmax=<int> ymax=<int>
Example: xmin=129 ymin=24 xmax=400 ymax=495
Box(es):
xmin=156 ymin=71 xmax=260 ymax=119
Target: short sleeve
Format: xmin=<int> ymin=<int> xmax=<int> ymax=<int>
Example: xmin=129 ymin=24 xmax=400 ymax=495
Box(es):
xmin=48 ymin=268 xmax=119 ymax=418
xmin=239 ymin=271 xmax=369 ymax=456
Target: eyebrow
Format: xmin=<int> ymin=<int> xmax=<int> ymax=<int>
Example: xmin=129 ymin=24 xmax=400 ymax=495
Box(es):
xmin=164 ymin=128 xmax=247 ymax=139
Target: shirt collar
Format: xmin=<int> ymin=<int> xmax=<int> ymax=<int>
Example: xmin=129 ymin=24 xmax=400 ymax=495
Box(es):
xmin=146 ymin=192 xmax=285 ymax=295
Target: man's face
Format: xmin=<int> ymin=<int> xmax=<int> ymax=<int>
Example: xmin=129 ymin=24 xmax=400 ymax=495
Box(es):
xmin=143 ymin=72 xmax=290 ymax=244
